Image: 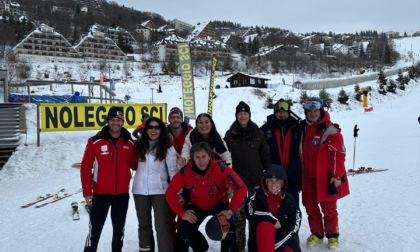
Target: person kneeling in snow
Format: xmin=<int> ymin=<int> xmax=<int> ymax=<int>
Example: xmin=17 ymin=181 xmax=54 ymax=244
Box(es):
xmin=246 ymin=164 xmax=302 ymax=252
xmin=165 ymin=142 xmax=247 ymax=251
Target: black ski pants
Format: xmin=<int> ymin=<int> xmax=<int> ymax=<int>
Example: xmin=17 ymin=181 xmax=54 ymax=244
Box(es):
xmin=84 ymin=193 xmax=129 ymax=252
xmin=177 ymin=203 xmax=238 ymax=252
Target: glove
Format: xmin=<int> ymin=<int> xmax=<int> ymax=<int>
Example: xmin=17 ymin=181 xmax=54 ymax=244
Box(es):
xmin=327 ymin=175 xmax=346 ymax=195
xmin=327 ymin=182 xmax=338 ymax=195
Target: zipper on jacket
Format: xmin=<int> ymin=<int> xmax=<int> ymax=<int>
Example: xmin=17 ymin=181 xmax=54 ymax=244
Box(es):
xmin=113 ymin=140 xmax=119 ymax=194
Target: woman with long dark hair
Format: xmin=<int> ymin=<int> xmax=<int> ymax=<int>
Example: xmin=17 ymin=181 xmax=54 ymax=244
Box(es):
xmin=132 ymin=117 xmax=177 ymax=252
xmin=179 ymin=113 xmax=231 ymax=167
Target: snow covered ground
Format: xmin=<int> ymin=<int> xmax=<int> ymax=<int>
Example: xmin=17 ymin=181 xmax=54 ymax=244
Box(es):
xmin=0 ymin=37 xmax=419 ymax=251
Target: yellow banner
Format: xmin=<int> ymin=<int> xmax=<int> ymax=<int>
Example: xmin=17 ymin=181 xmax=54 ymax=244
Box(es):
xmin=40 ymin=103 xmax=167 ymax=132
xmin=177 ymin=43 xmax=196 ymax=119
xmin=207 ymin=57 xmax=217 ymax=115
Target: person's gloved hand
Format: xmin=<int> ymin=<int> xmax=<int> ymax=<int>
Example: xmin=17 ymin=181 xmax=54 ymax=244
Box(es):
xmin=328 ymin=182 xmax=338 ymax=195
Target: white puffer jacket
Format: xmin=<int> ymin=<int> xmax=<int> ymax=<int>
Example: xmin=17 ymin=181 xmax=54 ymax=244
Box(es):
xmin=132 ymin=146 xmax=177 ymax=195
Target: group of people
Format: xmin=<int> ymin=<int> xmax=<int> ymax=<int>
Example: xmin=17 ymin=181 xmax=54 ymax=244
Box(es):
xmin=80 ymin=97 xmax=350 ymax=252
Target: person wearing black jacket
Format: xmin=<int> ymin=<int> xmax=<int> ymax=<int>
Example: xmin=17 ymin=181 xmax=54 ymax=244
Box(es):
xmin=224 ymin=101 xmax=271 ymax=252
xmin=260 ymin=98 xmax=302 ymax=204
xmin=246 ymin=164 xmax=301 ymax=252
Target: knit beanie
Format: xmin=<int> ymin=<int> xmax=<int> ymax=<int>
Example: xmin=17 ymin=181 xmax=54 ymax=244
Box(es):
xmin=235 ymin=101 xmax=251 ymax=117
xmin=168 ymin=107 xmax=183 ymax=119
xmin=107 ymin=106 xmax=124 ymax=121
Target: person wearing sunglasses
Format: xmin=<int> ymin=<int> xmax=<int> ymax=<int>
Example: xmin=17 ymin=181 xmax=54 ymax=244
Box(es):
xmin=246 ymin=164 xmax=301 ymax=252
xmin=224 ymin=101 xmax=271 ymax=252
xmin=300 ymin=97 xmax=349 ymax=249
xmin=132 ymin=117 xmax=177 ymax=252
xmin=260 ymin=98 xmax=302 ymax=205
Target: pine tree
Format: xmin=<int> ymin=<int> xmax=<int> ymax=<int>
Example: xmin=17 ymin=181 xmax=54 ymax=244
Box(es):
xmin=265 ymin=95 xmax=275 ymax=109
xmin=378 ymin=69 xmax=388 ymax=95
xmin=354 ymin=84 xmax=362 ymax=101
xmin=408 ymin=66 xmax=415 ymax=80
xmin=299 ymin=90 xmax=309 ymax=104
xmin=319 ymin=89 xmax=333 ymax=107
xmin=396 ymin=69 xmax=406 ymax=90
xmin=337 ymin=88 xmax=349 ymax=105
xmin=386 ymin=79 xmax=397 ymax=94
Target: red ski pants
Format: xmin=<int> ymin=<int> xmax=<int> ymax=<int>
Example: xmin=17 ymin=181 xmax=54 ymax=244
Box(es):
xmin=256 ymin=222 xmax=295 ymax=252
xmin=302 ymin=178 xmax=339 ymax=237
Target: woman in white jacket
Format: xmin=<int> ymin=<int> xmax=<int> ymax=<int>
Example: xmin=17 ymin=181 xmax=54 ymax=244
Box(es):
xmin=132 ymin=117 xmax=177 ymax=252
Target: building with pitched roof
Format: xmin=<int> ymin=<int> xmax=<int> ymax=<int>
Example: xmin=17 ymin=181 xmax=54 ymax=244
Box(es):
xmin=74 ymin=28 xmax=127 ymax=62
xmin=190 ymin=21 xmax=221 ymax=41
xmin=227 ymin=72 xmax=270 ymax=88
xmin=11 ymin=24 xmax=82 ymax=63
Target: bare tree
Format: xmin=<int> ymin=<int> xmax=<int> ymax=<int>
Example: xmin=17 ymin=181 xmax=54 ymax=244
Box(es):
xmin=75 ymin=63 xmax=91 ymax=81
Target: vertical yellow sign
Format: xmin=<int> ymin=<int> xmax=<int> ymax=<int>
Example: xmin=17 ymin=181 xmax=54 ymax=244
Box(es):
xmin=177 ymin=43 xmax=196 ymax=119
xmin=207 ymin=57 xmax=217 ymax=115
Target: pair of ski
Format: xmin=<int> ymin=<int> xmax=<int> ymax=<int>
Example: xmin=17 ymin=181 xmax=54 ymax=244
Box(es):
xmin=347 ymin=167 xmax=388 ymax=175
xmin=20 ymin=188 xmax=82 ymax=209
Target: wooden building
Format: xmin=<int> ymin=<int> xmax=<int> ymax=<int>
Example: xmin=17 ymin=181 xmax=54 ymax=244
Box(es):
xmin=227 ymin=72 xmax=270 ymax=88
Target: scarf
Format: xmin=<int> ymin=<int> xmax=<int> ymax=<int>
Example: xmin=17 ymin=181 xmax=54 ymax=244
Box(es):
xmin=189 ymin=128 xmax=227 ymax=154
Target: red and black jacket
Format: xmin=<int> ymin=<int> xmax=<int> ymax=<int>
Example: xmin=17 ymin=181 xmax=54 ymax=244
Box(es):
xmin=81 ymin=126 xmax=137 ymax=197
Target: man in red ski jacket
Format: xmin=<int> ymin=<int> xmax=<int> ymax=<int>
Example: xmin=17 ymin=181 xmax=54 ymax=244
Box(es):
xmin=165 ymin=142 xmax=247 ymax=252
xmin=81 ymin=106 xmax=137 ymax=252
xmin=300 ymin=97 xmax=349 ymax=250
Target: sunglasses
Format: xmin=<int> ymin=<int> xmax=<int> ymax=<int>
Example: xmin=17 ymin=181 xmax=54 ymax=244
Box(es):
xmin=148 ymin=125 xmax=161 ymax=130
xmin=303 ymin=100 xmax=322 ymax=110
xmin=274 ymin=101 xmax=290 ymax=111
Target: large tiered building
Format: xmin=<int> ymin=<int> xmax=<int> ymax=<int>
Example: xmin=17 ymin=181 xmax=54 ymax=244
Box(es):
xmin=75 ymin=29 xmax=127 ymax=62
xmin=12 ymin=24 xmax=83 ymax=63
xmin=11 ymin=24 xmax=127 ymax=63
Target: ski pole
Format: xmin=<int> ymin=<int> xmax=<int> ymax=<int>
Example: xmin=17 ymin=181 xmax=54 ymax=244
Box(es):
xmin=352 ymin=125 xmax=359 ymax=176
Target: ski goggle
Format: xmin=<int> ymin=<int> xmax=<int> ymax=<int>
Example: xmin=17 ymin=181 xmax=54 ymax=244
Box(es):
xmin=274 ymin=101 xmax=290 ymax=111
xmin=303 ymin=100 xmax=322 ymax=110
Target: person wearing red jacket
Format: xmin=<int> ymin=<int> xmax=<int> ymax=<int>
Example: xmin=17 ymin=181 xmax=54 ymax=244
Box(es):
xmin=81 ymin=106 xmax=138 ymax=252
xmin=165 ymin=142 xmax=247 ymax=252
xmin=300 ymin=97 xmax=350 ymax=250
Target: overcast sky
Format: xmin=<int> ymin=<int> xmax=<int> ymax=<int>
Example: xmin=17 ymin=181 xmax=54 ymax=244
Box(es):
xmin=113 ymin=0 xmax=419 ymax=35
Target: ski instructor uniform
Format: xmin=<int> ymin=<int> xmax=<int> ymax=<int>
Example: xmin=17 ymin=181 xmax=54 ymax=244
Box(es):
xmin=81 ymin=106 xmax=137 ymax=252
xmin=300 ymin=98 xmax=349 ymax=249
